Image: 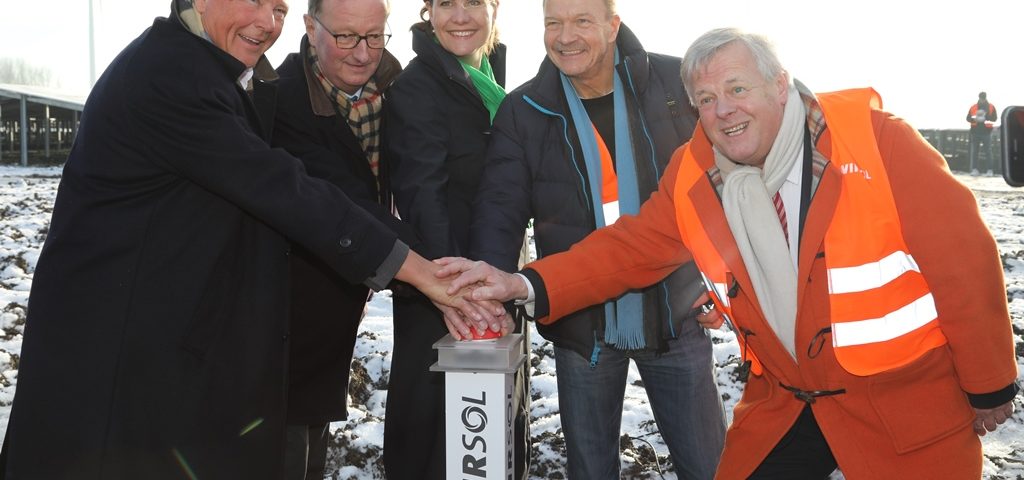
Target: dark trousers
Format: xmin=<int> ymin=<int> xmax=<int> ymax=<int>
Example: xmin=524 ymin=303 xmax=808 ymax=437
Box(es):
xmin=384 ymin=295 xmax=530 ymax=480
xmin=284 ymin=423 xmax=329 ymax=480
xmin=748 ymin=405 xmax=837 ymax=479
xmin=384 ymin=297 xmax=447 ymax=480
xmin=969 ymin=131 xmax=995 ymax=172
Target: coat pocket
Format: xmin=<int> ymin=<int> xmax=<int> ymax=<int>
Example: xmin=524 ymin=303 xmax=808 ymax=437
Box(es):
xmin=867 ymin=346 xmax=975 ymax=454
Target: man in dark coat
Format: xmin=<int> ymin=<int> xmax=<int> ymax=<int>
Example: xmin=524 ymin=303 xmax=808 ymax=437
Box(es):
xmin=466 ymin=0 xmax=726 ymax=478
xmin=271 ymin=0 xmax=416 ymax=477
xmin=0 ymin=0 xmax=502 ymax=478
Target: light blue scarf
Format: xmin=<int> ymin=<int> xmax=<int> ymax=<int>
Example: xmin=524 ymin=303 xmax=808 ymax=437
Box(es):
xmin=560 ymin=49 xmax=645 ymax=350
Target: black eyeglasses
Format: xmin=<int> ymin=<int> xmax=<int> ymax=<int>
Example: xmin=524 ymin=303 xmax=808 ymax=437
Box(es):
xmin=313 ymin=16 xmax=391 ymax=49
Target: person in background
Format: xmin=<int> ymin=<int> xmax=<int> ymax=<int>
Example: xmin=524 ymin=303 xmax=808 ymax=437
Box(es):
xmin=466 ymin=0 xmax=725 ymax=478
xmin=271 ymin=0 xmax=418 ymax=478
xmin=967 ymin=91 xmax=998 ymax=175
xmin=0 ymin=0 xmax=506 ymax=478
xmin=442 ymin=27 xmax=1019 ymax=479
xmin=382 ymin=1 xmax=529 ymax=479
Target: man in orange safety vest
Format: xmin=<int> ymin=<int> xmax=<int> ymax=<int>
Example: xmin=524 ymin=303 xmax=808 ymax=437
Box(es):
xmin=437 ymin=28 xmax=1019 ymax=480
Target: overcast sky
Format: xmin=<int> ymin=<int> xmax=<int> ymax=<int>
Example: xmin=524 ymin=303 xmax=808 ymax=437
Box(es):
xmin=2 ymin=0 xmax=1022 ymax=129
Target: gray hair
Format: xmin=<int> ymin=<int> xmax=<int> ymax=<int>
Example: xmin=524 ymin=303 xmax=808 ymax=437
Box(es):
xmin=309 ymin=0 xmax=391 ymax=17
xmin=680 ymin=28 xmax=784 ymax=105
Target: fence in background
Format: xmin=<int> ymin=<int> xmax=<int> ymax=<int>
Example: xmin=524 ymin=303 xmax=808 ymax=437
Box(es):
xmin=919 ymin=129 xmax=1002 ymax=174
xmin=0 ymin=123 xmax=1003 ymax=172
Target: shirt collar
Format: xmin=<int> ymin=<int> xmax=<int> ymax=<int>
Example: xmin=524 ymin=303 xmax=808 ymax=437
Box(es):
xmin=347 ymin=87 xmax=364 ymax=102
xmin=237 ymin=68 xmax=255 ymax=90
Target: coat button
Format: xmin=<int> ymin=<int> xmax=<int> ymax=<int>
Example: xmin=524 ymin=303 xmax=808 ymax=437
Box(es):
xmin=339 ymin=238 xmax=353 ymax=248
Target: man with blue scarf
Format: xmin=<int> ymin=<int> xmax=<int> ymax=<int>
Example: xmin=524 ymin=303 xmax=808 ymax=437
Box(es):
xmin=467 ymin=0 xmax=726 ymax=477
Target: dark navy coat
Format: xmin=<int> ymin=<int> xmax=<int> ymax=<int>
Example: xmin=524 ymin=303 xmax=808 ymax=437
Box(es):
xmin=3 ymin=10 xmax=400 ymax=480
xmin=272 ymin=36 xmax=416 ymax=425
xmin=470 ymin=24 xmax=704 ymax=359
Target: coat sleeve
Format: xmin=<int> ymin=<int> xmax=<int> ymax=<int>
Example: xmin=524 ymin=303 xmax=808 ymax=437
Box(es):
xmin=527 ymin=146 xmax=695 ymax=323
xmin=383 ymin=72 xmax=455 ymax=260
xmin=123 ymin=68 xmax=401 ymax=287
xmin=876 ymin=111 xmax=1018 ymax=395
xmin=469 ymin=99 xmax=534 ymax=272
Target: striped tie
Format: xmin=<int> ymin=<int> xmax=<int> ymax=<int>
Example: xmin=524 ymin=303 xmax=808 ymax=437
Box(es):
xmin=773 ymin=191 xmax=789 ymax=245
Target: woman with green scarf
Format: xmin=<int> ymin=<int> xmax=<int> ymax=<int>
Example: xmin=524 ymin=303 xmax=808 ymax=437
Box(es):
xmin=382 ymin=1 xmax=529 ymax=479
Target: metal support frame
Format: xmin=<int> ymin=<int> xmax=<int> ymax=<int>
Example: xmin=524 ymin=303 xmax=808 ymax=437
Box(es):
xmin=44 ymin=105 xmax=51 ymax=159
xmin=20 ymin=95 xmax=28 ymax=166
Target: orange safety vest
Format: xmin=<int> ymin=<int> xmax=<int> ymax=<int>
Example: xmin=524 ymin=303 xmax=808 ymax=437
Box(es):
xmin=673 ymin=148 xmax=764 ymax=376
xmin=969 ymin=103 xmax=996 ymax=129
xmin=674 ymin=88 xmax=948 ymax=377
xmin=593 ymin=125 xmax=622 ymax=225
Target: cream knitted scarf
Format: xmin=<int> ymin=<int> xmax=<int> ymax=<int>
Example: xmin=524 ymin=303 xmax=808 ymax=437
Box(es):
xmin=714 ymin=80 xmax=805 ymax=358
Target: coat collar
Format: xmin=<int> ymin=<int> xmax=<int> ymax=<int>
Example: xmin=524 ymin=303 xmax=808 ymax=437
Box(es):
xmin=167 ymin=2 xmax=278 ymax=90
xmin=685 ymin=106 xmax=844 ymax=377
xmin=795 ymin=133 xmax=840 ymax=305
xmin=408 ymin=22 xmax=507 ymax=97
xmin=298 ymin=34 xmax=402 ymax=117
xmin=688 ymin=118 xmax=842 ymax=284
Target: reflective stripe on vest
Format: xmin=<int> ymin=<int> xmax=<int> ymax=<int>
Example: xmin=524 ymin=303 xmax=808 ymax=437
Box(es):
xmin=674 ymin=139 xmax=763 ymax=376
xmin=819 ymin=88 xmax=947 ymax=375
xmin=594 ymin=124 xmax=621 ymax=223
xmin=672 ymin=88 xmax=946 ymax=377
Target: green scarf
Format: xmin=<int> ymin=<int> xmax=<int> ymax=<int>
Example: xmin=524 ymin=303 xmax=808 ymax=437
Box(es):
xmin=460 ymin=56 xmax=505 ymax=123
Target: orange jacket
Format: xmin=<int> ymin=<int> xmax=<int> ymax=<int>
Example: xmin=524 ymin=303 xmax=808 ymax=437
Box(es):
xmin=968 ymin=102 xmax=997 ymax=130
xmin=675 ymin=89 xmax=948 ymax=377
xmin=527 ymin=93 xmax=1017 ymax=478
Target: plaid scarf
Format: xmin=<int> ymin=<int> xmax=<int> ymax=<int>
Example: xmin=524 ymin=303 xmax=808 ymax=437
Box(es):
xmin=308 ymin=44 xmax=384 ymax=179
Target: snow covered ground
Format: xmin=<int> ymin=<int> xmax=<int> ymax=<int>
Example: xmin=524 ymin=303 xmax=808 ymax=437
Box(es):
xmin=0 ymin=165 xmax=1021 ymax=479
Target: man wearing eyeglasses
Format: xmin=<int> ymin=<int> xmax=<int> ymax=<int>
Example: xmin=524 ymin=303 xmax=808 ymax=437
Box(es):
xmin=271 ymin=0 xmax=415 ymax=478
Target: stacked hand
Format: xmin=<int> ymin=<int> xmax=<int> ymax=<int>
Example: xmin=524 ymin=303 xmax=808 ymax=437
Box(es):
xmin=432 ymin=257 xmax=530 ymax=340
xmin=395 ymin=251 xmax=513 ymax=340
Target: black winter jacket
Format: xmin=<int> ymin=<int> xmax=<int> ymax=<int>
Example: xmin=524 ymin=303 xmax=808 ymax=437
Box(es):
xmin=384 ymin=23 xmax=506 ymax=260
xmin=470 ymin=24 xmax=705 ymax=361
xmin=272 ymin=36 xmax=418 ymax=425
xmin=3 ymin=9 xmax=403 ymax=479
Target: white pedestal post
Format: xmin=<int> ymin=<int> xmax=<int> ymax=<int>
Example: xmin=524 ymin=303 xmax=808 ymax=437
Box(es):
xmin=431 ymin=333 xmax=526 ymax=480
